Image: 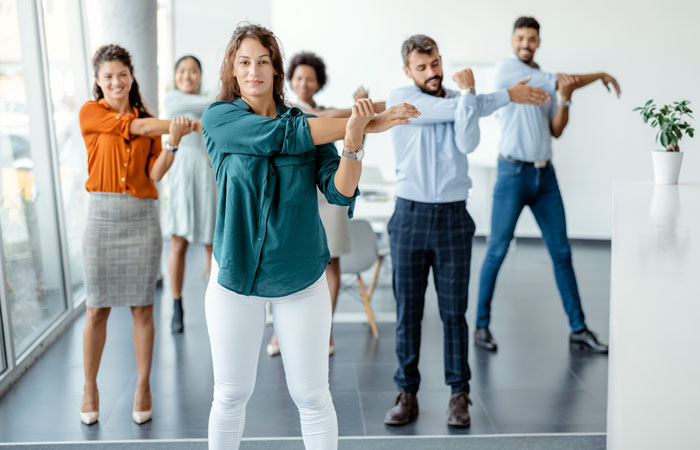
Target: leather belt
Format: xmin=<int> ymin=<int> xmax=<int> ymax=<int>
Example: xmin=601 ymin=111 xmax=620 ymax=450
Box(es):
xmin=498 ymin=154 xmax=551 ymax=169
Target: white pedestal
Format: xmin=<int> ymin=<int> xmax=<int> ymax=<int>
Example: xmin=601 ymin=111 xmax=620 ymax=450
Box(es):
xmin=608 ymin=181 xmax=700 ymax=450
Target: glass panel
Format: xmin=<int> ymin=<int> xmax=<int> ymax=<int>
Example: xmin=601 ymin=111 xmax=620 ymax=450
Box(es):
xmin=41 ymin=0 xmax=86 ymax=302
xmin=0 ymin=314 xmax=5 ymax=373
xmin=0 ymin=0 xmax=67 ymax=355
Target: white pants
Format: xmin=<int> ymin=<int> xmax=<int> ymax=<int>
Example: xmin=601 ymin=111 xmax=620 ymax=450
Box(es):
xmin=205 ymin=258 xmax=338 ymax=450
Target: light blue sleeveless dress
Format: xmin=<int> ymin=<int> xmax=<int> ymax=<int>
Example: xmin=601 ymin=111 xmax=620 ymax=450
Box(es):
xmin=162 ymin=89 xmax=216 ymax=244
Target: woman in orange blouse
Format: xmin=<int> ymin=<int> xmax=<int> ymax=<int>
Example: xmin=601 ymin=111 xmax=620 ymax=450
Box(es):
xmin=78 ymin=44 xmax=195 ymax=426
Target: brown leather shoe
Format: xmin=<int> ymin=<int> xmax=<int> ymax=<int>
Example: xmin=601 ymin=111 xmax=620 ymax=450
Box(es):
xmin=447 ymin=392 xmax=472 ymax=427
xmin=384 ymin=390 xmax=418 ymax=425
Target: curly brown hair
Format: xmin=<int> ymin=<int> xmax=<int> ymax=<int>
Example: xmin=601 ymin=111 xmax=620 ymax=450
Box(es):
xmin=217 ymin=23 xmax=286 ymax=105
xmin=286 ymin=52 xmax=327 ymax=91
xmin=92 ymin=44 xmax=152 ymax=118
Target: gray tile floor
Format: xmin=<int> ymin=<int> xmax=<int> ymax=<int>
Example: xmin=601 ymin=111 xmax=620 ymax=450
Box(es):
xmin=0 ymin=435 xmax=607 ymax=450
xmin=0 ymin=236 xmax=610 ymax=443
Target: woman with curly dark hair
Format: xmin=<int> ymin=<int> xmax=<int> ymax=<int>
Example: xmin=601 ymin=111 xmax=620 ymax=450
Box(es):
xmin=201 ymin=24 xmax=418 ymax=449
xmin=266 ymin=51 xmax=387 ymax=357
xmin=78 ymin=44 xmax=194 ymax=425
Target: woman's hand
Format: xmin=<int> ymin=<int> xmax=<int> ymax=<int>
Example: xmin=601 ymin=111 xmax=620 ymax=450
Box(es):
xmin=366 ymin=103 xmax=420 ymax=134
xmin=353 ymin=86 xmax=369 ymax=102
xmin=345 ymin=99 xmax=375 ymax=147
xmin=168 ymin=116 xmax=192 ymax=146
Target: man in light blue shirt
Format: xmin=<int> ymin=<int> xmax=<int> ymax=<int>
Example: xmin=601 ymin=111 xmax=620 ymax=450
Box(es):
xmin=383 ymin=34 xmax=549 ymax=428
xmin=474 ymin=16 xmax=621 ymax=354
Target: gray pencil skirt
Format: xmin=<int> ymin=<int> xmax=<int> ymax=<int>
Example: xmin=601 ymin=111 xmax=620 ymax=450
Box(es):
xmin=82 ymin=192 xmax=162 ymax=308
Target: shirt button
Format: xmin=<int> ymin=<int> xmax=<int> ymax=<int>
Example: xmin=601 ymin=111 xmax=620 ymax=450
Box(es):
xmin=123 ymin=163 xmax=127 ymax=167
xmin=121 ymin=177 xmax=125 ymax=182
xmin=126 ymin=148 xmax=130 ymax=153
xmin=116 ymin=114 xmax=121 ymax=119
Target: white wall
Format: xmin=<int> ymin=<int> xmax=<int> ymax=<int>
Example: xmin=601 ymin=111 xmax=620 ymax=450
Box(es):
xmin=171 ymin=0 xmax=272 ymax=96
xmin=173 ymin=0 xmax=700 ymax=239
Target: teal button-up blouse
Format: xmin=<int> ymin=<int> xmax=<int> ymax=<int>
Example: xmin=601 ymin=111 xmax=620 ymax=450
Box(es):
xmin=202 ymin=98 xmax=358 ymax=297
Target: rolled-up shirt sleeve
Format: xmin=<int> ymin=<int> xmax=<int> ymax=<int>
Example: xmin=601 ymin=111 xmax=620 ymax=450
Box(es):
xmin=202 ymin=101 xmax=315 ymax=156
xmin=315 ymin=143 xmax=359 ymax=218
xmin=79 ymin=101 xmax=134 ymax=140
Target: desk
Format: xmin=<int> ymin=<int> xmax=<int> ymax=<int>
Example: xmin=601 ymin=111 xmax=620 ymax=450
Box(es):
xmin=353 ymin=194 xmax=394 ymax=223
xmin=608 ymin=182 xmax=700 ymax=450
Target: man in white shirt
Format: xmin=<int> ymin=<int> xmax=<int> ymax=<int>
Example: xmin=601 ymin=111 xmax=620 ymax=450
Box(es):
xmin=383 ymin=34 xmax=549 ymax=427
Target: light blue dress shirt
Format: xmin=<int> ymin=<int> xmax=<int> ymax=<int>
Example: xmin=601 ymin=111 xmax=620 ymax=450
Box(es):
xmin=387 ymin=85 xmax=510 ymax=203
xmin=494 ymin=55 xmax=558 ymax=162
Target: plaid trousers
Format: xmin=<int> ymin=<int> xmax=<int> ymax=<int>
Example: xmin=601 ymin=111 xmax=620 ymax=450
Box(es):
xmin=387 ymin=197 xmax=476 ymax=394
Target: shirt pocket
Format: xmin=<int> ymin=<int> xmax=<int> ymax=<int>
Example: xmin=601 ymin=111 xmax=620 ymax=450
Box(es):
xmin=273 ymin=151 xmax=316 ymax=207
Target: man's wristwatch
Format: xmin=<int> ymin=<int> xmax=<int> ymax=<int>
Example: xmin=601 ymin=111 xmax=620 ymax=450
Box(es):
xmin=164 ymin=141 xmax=178 ymax=153
xmin=460 ymin=86 xmax=476 ymax=96
xmin=342 ymin=145 xmax=364 ymax=161
xmin=559 ymin=98 xmax=572 ymax=108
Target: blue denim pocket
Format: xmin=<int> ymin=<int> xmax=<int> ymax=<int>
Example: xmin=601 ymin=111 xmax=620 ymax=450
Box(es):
xmin=497 ymin=158 xmax=523 ymax=176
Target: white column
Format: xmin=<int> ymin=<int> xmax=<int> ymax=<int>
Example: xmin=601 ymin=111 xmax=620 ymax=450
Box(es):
xmin=93 ymin=0 xmax=159 ymax=113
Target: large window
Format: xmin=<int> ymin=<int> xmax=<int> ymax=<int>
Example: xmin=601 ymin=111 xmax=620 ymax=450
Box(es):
xmin=0 ymin=311 xmax=5 ymax=373
xmin=0 ymin=0 xmax=67 ymax=356
xmin=41 ymin=0 xmax=88 ymax=302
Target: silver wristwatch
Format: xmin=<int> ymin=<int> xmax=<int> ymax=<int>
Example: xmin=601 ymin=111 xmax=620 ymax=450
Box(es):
xmin=342 ymin=147 xmax=364 ymax=161
xmin=460 ymin=86 xmax=476 ymax=96
xmin=164 ymin=141 xmax=178 ymax=153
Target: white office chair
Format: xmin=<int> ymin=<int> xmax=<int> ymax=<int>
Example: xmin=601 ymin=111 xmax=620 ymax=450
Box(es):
xmin=340 ymin=219 xmax=382 ymax=338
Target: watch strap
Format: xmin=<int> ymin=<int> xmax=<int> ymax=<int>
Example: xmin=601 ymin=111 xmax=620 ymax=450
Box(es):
xmin=342 ymin=148 xmax=364 ymax=161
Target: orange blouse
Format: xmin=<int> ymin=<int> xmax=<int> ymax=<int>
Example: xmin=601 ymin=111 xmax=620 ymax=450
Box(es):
xmin=79 ymin=99 xmax=162 ymax=199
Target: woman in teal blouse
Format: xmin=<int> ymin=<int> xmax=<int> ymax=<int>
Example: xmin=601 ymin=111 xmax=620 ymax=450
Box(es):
xmin=201 ymin=24 xmax=418 ymax=450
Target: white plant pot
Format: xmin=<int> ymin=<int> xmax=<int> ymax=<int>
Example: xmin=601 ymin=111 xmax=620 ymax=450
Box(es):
xmin=651 ymin=150 xmax=683 ymax=184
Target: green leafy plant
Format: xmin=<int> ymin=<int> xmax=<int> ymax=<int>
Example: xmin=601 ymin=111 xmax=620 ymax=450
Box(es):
xmin=634 ymin=100 xmax=694 ymax=151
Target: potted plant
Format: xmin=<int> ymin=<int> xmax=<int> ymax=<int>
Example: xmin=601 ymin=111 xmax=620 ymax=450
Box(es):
xmin=634 ymin=100 xmax=694 ymax=184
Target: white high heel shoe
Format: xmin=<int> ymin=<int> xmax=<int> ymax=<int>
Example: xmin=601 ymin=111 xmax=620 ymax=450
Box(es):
xmin=80 ymin=411 xmax=99 ymax=425
xmin=132 ymin=409 xmax=152 ymax=424
xmin=266 ymin=342 xmax=281 ymax=356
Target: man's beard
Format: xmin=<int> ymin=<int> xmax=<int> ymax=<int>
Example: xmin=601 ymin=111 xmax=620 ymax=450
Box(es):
xmin=419 ymin=75 xmax=443 ymax=95
xmin=517 ymin=49 xmax=534 ymax=64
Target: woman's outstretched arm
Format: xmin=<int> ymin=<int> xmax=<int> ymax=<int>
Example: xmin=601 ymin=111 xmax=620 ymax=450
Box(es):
xmin=307 ymin=102 xmax=419 ymax=145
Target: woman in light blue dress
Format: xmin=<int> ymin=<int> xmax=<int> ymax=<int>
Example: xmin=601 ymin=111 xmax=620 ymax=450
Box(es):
xmin=163 ymin=55 xmax=216 ymax=333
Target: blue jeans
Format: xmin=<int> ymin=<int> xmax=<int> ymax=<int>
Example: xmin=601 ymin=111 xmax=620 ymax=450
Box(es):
xmin=476 ymin=159 xmax=586 ymax=332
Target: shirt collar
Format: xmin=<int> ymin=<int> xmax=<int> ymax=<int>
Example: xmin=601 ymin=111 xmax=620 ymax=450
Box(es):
xmin=98 ymin=98 xmax=139 ymax=117
xmin=233 ymin=97 xmax=299 ymax=118
xmin=510 ymin=53 xmax=540 ymax=70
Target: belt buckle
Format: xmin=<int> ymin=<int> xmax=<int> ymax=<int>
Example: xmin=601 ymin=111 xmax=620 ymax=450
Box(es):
xmin=534 ymin=160 xmax=548 ymax=169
